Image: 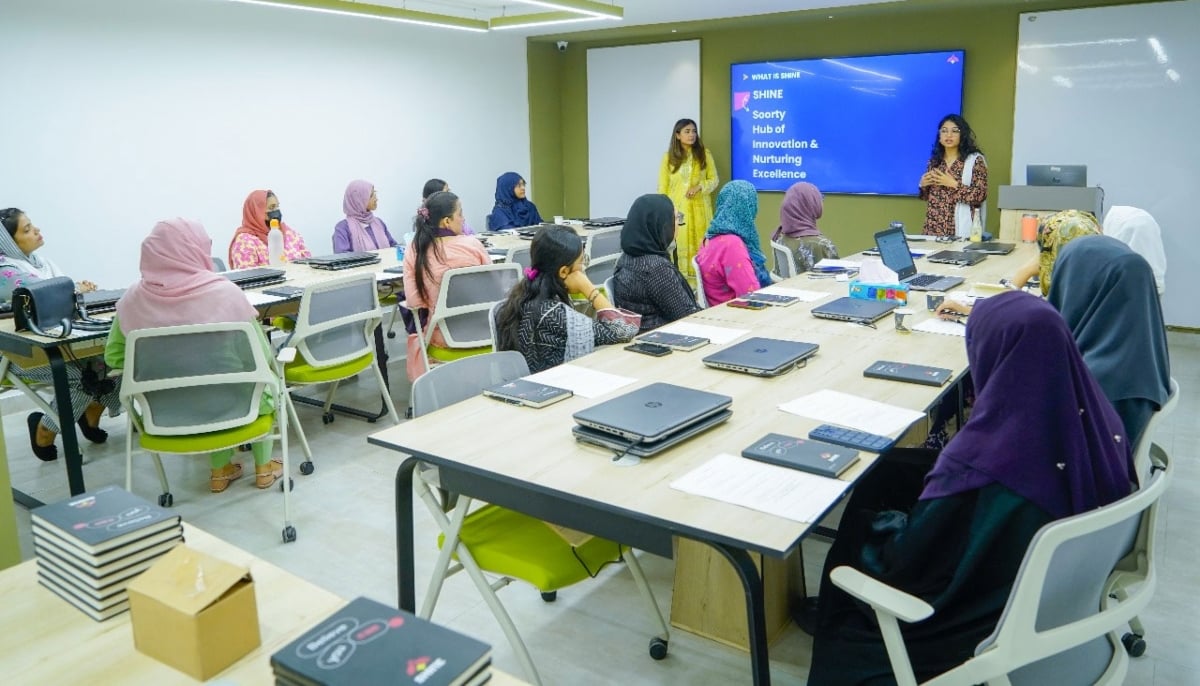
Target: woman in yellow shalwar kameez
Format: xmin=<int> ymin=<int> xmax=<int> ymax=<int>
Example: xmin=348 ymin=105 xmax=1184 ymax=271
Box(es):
xmin=658 ymin=118 xmax=718 ymax=278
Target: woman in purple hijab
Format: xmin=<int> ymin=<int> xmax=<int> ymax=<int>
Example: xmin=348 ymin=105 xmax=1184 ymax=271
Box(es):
xmin=807 ymin=291 xmax=1132 ymax=685
xmin=772 ymin=182 xmax=840 ymax=272
xmin=333 ymin=179 xmax=397 ymax=253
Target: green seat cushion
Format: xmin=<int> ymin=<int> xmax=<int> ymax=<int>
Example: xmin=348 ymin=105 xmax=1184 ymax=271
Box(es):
xmin=285 ymin=351 xmax=373 ymax=384
xmin=140 ymin=414 xmax=273 ymax=454
xmin=438 ymin=505 xmax=624 ymax=592
xmin=427 ymin=344 xmax=491 ymax=363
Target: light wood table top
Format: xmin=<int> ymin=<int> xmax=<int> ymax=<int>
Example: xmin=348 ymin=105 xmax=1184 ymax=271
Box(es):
xmin=0 ymin=524 xmax=527 ymax=685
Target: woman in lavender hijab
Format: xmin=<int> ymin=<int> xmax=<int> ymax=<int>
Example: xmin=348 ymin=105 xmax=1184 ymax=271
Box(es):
xmin=772 ymin=181 xmax=839 ymax=273
xmin=332 ymin=179 xmax=397 ymax=253
xmin=806 ymin=291 xmax=1133 ymax=685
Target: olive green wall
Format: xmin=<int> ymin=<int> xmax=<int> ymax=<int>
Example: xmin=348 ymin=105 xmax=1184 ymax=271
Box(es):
xmin=527 ymin=0 xmax=1156 ymax=256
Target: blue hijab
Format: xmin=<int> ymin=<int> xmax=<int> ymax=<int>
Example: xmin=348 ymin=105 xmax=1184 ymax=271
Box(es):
xmin=705 ymin=181 xmax=770 ymax=287
xmin=490 ymin=172 xmax=543 ymax=230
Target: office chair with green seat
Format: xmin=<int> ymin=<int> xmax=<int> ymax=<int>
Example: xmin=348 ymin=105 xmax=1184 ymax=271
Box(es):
xmin=409 ymin=352 xmax=671 ymax=686
xmin=119 ymin=321 xmax=299 ymax=542
xmin=280 ymin=273 xmax=400 ymax=465
xmin=411 ymin=263 xmax=522 ymax=376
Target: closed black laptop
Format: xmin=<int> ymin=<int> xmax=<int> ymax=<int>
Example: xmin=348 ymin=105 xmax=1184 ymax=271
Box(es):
xmin=572 ymin=382 xmax=732 ymax=443
xmin=925 ymin=250 xmax=987 ymax=266
xmin=219 ymin=267 xmax=286 ymax=289
xmin=702 ymin=337 xmax=819 ymax=377
xmin=963 ymin=241 xmax=1015 ymax=255
xmin=811 ymin=297 xmax=898 ymax=324
xmin=304 ymin=251 xmax=381 ymax=270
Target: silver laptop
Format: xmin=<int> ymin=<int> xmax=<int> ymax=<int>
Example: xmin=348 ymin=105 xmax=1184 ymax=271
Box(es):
xmin=874 ymin=227 xmax=966 ymax=291
xmin=219 ymin=267 xmax=287 ymax=289
xmin=926 ymin=249 xmax=987 ymax=266
xmin=811 ymin=297 xmax=898 ymax=324
xmin=572 ymin=409 xmax=732 ymax=457
xmin=1026 ymin=164 xmax=1087 ymax=187
xmin=963 ymin=241 xmax=1016 ymax=255
xmin=303 ymin=251 xmax=381 ymax=270
xmin=571 ymin=382 xmax=732 ymax=443
xmin=702 ymin=337 xmax=819 ymax=377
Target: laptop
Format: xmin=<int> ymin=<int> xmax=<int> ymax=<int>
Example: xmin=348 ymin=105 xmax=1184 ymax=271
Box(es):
xmin=963 ymin=241 xmax=1016 ymax=255
xmin=219 ymin=267 xmax=287 ymax=289
xmin=811 ymin=297 xmax=898 ymax=324
xmin=571 ymin=382 xmax=732 ymax=443
xmin=926 ymin=249 xmax=987 ymax=267
xmin=80 ymin=288 xmax=126 ymax=314
xmin=874 ymin=227 xmax=966 ymax=291
xmin=583 ymin=217 xmax=625 ymax=228
xmin=702 ymin=337 xmax=819 ymax=377
xmin=303 ymin=251 xmax=381 ymax=270
xmin=572 ymin=409 xmax=732 ymax=457
xmin=1026 ymin=164 xmax=1087 ymax=187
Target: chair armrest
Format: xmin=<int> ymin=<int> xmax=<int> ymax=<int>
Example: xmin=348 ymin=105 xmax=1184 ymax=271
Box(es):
xmin=830 ymin=566 xmax=934 ymax=624
xmin=277 ymin=347 xmax=297 ymax=364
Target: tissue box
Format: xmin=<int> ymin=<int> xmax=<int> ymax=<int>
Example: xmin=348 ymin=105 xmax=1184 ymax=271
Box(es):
xmin=849 ymin=280 xmax=909 ymax=305
xmin=127 ymin=545 xmax=261 ymax=680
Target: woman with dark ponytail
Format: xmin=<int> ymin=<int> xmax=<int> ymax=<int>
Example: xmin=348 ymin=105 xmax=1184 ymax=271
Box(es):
xmin=401 ymin=191 xmax=489 ymax=380
xmin=496 ymin=226 xmax=640 ymax=373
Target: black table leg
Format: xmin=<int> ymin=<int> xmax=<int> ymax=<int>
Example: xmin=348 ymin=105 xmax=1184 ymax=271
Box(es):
xmin=711 ymin=543 xmax=771 ymax=686
xmin=395 ymin=457 xmax=418 ymax=612
xmin=46 ymin=347 xmax=85 ymax=496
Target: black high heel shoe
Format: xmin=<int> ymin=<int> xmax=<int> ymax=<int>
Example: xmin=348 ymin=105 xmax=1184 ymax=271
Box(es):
xmin=77 ymin=415 xmax=109 ymax=444
xmin=27 ymin=412 xmax=58 ymax=462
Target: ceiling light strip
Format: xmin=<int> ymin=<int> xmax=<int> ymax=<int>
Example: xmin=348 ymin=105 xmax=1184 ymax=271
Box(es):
xmin=515 ymin=0 xmax=623 ymax=21
xmin=489 ymin=11 xmax=608 ymax=31
xmin=224 ymin=0 xmax=489 ymax=33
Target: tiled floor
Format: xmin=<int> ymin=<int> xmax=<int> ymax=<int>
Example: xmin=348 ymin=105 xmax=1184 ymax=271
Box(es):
xmin=5 ymin=331 xmax=1198 ymax=685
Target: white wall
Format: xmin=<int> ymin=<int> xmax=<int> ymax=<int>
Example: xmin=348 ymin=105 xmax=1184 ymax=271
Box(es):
xmin=1013 ymin=0 xmax=1199 ymax=327
xmin=586 ymin=41 xmax=701 ymax=218
xmin=0 ymin=0 xmax=530 ymax=288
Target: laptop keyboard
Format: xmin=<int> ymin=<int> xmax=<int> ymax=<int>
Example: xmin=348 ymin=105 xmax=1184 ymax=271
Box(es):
xmin=907 ymin=274 xmax=944 ymax=288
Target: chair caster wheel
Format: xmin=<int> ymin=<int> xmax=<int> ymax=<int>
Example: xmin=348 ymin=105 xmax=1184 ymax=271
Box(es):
xmin=299 ymin=461 xmax=314 ymax=475
xmin=1122 ymin=632 xmax=1146 ymax=657
xmin=387 ymin=331 xmax=397 ymax=339
xmin=540 ymin=591 xmax=557 ymax=602
xmin=237 ymin=443 xmax=252 ymax=452
xmin=280 ymin=477 xmax=294 ymax=492
xmin=322 ymin=412 xmax=335 ymax=424
xmin=282 ymin=525 xmax=297 ymax=543
xmin=158 ymin=493 xmax=174 ymax=507
xmin=649 ymin=637 xmax=668 ymax=660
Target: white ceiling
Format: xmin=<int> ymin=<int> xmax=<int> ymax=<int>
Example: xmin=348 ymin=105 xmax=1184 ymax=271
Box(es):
xmin=377 ymin=0 xmax=893 ymax=35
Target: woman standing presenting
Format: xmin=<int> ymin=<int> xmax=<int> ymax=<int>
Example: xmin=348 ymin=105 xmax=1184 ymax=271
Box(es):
xmin=918 ymin=114 xmax=987 ymax=237
xmin=658 ymin=118 xmax=718 ymax=276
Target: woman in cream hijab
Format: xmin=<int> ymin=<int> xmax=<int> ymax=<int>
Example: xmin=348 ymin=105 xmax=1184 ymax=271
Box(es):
xmin=1103 ymin=206 xmax=1166 ymax=295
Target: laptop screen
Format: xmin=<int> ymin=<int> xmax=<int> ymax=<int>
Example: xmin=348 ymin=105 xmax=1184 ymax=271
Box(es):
xmin=874 ymin=228 xmax=916 ymax=279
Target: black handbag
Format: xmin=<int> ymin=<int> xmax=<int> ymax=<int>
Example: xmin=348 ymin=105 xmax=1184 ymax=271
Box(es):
xmin=13 ymin=276 xmax=75 ymax=338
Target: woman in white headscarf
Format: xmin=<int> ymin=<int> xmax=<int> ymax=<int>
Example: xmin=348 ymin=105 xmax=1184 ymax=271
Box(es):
xmin=1103 ymin=206 xmax=1166 ymax=295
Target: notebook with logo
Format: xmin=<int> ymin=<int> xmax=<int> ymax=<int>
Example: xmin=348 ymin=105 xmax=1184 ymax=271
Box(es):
xmin=874 ymin=227 xmax=966 ymax=291
xmin=571 ymin=382 xmax=732 ymax=443
xmin=702 ymin=337 xmax=819 ymax=377
xmin=811 ymin=297 xmax=898 ymax=324
xmin=482 ymin=379 xmax=572 ymax=408
xmin=863 ymin=360 xmax=954 ymax=387
xmin=741 ymin=433 xmax=860 ymax=478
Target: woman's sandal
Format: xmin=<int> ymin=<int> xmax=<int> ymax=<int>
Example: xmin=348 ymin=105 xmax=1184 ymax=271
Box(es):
xmin=76 ymin=415 xmax=109 ymax=444
xmin=27 ymin=412 xmax=58 ymax=462
xmin=210 ymin=462 xmax=245 ymax=493
xmin=255 ymin=459 xmax=284 ymax=489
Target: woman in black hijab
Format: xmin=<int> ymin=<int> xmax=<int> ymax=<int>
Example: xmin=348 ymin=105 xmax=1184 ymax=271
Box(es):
xmin=611 ymin=194 xmax=701 ymax=331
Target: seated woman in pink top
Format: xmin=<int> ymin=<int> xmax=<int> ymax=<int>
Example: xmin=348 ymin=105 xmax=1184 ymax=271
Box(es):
xmin=228 ymin=189 xmax=312 ymax=269
xmin=401 ymin=191 xmax=489 ymax=380
xmin=695 ymin=180 xmax=771 ymax=306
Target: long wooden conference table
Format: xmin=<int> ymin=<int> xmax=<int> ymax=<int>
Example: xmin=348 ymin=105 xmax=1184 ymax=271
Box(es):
xmin=370 ymin=242 xmax=1036 ymax=685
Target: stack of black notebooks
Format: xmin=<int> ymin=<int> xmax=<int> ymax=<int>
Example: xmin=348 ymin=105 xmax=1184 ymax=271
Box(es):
xmin=272 ymin=597 xmax=492 ymax=686
xmin=31 ymin=485 xmax=183 ymax=621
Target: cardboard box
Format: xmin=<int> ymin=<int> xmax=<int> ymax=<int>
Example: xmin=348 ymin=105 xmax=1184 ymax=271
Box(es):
xmin=126 ymin=544 xmax=261 ymax=680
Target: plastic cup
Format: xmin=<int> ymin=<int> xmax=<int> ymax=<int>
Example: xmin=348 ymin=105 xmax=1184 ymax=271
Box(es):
xmin=894 ymin=308 xmax=914 ymax=333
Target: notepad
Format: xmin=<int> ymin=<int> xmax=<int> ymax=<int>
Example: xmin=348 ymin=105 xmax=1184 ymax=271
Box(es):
xmin=913 ymin=318 xmax=967 ymax=337
xmin=524 ymin=364 xmax=636 ymax=399
xmin=779 ymin=389 xmax=925 ymax=437
xmin=670 ymin=453 xmax=851 ymax=523
xmin=753 ymin=286 xmax=829 ymax=303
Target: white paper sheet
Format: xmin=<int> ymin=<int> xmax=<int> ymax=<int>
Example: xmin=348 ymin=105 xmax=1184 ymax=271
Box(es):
xmin=670 ymin=453 xmax=851 ymax=523
xmin=754 ymin=286 xmax=829 ymax=303
xmin=913 ymin=318 xmax=967 ymax=337
xmin=814 ymin=258 xmax=862 ymax=269
xmin=656 ymin=322 xmax=750 ymax=345
xmin=245 ymin=291 xmax=284 ymax=307
xmin=524 ymin=364 xmax=636 ymax=399
xmin=778 ymin=389 xmax=926 ymax=437
xmin=858 ymin=258 xmax=899 ymax=283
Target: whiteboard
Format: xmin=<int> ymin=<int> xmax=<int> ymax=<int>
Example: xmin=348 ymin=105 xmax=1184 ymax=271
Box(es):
xmin=1013 ymin=0 xmax=1199 ymax=327
xmin=587 ymin=41 xmax=701 ymax=218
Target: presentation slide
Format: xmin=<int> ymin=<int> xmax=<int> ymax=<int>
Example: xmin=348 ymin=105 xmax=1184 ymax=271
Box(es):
xmin=730 ymin=50 xmax=965 ymax=196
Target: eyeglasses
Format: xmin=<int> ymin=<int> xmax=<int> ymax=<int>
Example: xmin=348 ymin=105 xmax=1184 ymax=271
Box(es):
xmin=939 ymin=128 xmax=961 ymax=135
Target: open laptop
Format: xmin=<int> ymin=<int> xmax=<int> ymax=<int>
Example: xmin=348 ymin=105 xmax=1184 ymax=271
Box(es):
xmin=702 ymin=337 xmax=819 ymax=377
xmin=874 ymin=227 xmax=966 ymax=291
xmin=963 ymin=241 xmax=1016 ymax=255
xmin=926 ymin=249 xmax=988 ymax=266
xmin=80 ymin=288 xmax=126 ymax=314
xmin=811 ymin=297 xmax=898 ymax=324
xmin=572 ymin=409 xmax=732 ymax=457
xmin=219 ymin=267 xmax=287 ymax=289
xmin=1026 ymin=164 xmax=1087 ymax=187
xmin=571 ymin=382 xmax=732 ymax=443
xmin=303 ymin=251 xmax=381 ymax=271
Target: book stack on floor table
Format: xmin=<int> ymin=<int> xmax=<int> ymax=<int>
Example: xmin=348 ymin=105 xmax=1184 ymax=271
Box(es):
xmin=271 ymin=596 xmax=492 ymax=686
xmin=31 ymin=485 xmax=183 ymax=621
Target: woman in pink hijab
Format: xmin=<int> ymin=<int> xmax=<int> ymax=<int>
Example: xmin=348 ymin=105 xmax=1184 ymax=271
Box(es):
xmin=333 ymin=179 xmax=397 ymax=253
xmin=106 ymin=218 xmax=284 ymax=493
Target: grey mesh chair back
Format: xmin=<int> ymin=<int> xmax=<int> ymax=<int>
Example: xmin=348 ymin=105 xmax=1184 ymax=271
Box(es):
xmin=584 ymin=254 xmax=619 ymax=286
xmin=771 ymin=240 xmax=798 ymax=279
xmin=411 ymin=351 xmax=529 ymax=417
xmin=292 ymin=273 xmax=381 ymax=368
xmin=584 ymin=226 xmax=623 ymax=262
xmin=507 ymin=246 xmax=532 ymax=269
xmin=428 ymin=263 xmax=522 ymax=348
xmin=124 ymin=323 xmax=270 ymax=435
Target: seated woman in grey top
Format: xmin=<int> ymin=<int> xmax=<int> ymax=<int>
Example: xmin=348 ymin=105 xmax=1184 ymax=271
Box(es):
xmin=611 ymin=194 xmax=701 ymax=332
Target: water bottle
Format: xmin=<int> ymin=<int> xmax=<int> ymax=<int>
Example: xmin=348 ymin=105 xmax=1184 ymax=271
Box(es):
xmin=267 ymin=218 xmax=285 ymax=266
xmin=969 ymin=209 xmax=983 ymax=243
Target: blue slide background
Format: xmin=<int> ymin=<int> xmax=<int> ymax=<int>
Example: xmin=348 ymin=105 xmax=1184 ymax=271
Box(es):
xmin=730 ymin=51 xmax=964 ymax=196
